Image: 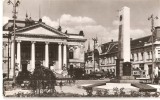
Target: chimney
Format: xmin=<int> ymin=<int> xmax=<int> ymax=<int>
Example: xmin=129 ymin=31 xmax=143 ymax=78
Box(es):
xmin=79 ymin=30 xmax=84 ymax=36
xmin=111 ymin=39 xmax=113 ymax=42
xmin=65 ymin=30 xmax=68 ymax=34
xmin=39 ymin=18 xmax=42 ymax=22
xmin=58 ymin=26 xmax=62 ymax=31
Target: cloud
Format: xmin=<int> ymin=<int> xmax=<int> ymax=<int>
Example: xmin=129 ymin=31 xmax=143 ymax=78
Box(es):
xmin=42 ymin=14 xmax=148 ymax=51
xmin=130 ymin=28 xmax=150 ymax=39
xmin=112 ymin=20 xmax=119 ymax=26
xmin=60 ymin=14 xmax=96 ymax=27
xmin=3 ymin=16 xmax=10 ymax=25
xmin=42 ymin=16 xmax=58 ymax=28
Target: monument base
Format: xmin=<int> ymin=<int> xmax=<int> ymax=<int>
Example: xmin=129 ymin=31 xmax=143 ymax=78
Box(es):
xmin=120 ymin=76 xmax=135 ymax=80
xmin=110 ymin=78 xmax=140 ymax=83
xmin=115 ymin=59 xmax=139 ymax=83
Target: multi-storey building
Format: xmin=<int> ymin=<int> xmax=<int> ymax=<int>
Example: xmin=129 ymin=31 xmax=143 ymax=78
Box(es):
xmin=85 ymin=26 xmax=160 ymax=78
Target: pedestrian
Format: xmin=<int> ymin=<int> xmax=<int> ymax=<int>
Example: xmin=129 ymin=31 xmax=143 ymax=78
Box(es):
xmin=59 ymin=80 xmax=63 ymax=91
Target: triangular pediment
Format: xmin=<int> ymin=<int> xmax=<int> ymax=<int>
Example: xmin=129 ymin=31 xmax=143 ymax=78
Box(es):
xmin=23 ymin=27 xmax=59 ymax=36
xmin=15 ymin=23 xmax=68 ymax=37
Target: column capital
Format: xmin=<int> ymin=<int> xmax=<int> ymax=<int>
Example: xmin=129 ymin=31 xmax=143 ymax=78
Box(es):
xmin=45 ymin=42 xmax=49 ymax=45
xmin=63 ymin=43 xmax=67 ymax=45
xmin=11 ymin=40 xmax=15 ymax=43
xmin=17 ymin=40 xmax=22 ymax=43
xmin=31 ymin=41 xmax=36 ymax=44
xmin=58 ymin=42 xmax=62 ymax=45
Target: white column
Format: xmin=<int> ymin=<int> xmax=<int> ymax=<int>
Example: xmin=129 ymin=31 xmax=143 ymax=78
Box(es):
xmin=63 ymin=43 xmax=67 ymax=67
xmin=17 ymin=40 xmax=21 ymax=71
xmin=58 ymin=43 xmax=62 ymax=70
xmin=10 ymin=40 xmax=14 ymax=77
xmin=45 ymin=42 xmax=49 ymax=68
xmin=31 ymin=41 xmax=36 ymax=71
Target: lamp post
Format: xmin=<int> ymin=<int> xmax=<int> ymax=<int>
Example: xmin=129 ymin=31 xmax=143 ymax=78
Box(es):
xmin=148 ymin=14 xmax=158 ymax=83
xmin=92 ymin=37 xmax=98 ymax=72
xmin=7 ymin=0 xmax=20 ymax=83
xmin=7 ymin=32 xmax=11 ymax=80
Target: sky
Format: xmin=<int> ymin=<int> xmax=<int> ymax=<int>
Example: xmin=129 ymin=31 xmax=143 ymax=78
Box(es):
xmin=2 ymin=0 xmax=160 ymax=50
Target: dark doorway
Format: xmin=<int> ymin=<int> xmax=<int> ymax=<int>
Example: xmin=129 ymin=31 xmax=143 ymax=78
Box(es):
xmin=22 ymin=64 xmax=27 ymax=72
xmin=148 ymin=65 xmax=152 ymax=75
xmin=35 ymin=63 xmax=41 ymax=68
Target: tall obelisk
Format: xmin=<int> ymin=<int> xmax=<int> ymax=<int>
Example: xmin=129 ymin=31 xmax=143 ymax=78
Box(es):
xmin=118 ymin=6 xmax=130 ymax=62
xmin=116 ymin=6 xmax=133 ymax=79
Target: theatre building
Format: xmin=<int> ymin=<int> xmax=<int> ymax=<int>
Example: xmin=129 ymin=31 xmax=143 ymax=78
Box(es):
xmin=3 ymin=17 xmax=86 ymax=78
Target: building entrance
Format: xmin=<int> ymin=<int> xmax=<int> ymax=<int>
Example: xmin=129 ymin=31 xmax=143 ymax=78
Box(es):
xmin=22 ymin=64 xmax=27 ymax=72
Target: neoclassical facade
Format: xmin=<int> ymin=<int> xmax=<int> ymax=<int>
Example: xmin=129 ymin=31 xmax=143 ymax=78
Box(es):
xmin=3 ymin=19 xmax=86 ymax=78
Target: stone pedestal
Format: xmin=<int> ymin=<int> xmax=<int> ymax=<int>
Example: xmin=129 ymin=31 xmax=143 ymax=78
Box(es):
xmin=116 ymin=59 xmax=134 ymax=81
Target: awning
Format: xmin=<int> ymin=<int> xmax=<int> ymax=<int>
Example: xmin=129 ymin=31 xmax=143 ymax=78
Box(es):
xmin=131 ymin=83 xmax=157 ymax=92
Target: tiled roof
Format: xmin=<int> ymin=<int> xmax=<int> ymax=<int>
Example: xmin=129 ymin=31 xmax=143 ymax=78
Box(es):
xmin=131 ymin=35 xmax=151 ymax=49
xmin=3 ymin=20 xmax=26 ymax=31
xmin=100 ymin=35 xmax=152 ymax=55
xmin=101 ymin=41 xmax=118 ymax=54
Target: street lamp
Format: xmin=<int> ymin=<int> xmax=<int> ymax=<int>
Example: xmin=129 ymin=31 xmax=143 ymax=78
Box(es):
xmin=92 ymin=37 xmax=98 ymax=72
xmin=7 ymin=0 xmax=20 ymax=83
xmin=148 ymin=14 xmax=158 ymax=83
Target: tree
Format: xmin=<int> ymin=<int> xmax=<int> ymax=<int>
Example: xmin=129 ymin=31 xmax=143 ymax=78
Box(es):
xmin=16 ymin=70 xmax=32 ymax=85
xmin=30 ymin=65 xmax=56 ymax=96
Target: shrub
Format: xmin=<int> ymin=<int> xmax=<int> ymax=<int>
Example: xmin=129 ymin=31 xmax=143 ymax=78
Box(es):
xmin=152 ymin=92 xmax=160 ymax=97
xmin=130 ymin=91 xmax=140 ymax=97
xmin=144 ymin=92 xmax=151 ymax=97
xmin=95 ymin=90 xmax=103 ymax=96
xmin=119 ymin=88 xmax=125 ymax=97
xmin=103 ymin=89 xmax=109 ymax=96
xmin=16 ymin=70 xmax=32 ymax=85
xmin=85 ymin=87 xmax=93 ymax=96
xmin=113 ymin=87 xmax=119 ymax=97
xmin=30 ymin=66 xmax=56 ymax=96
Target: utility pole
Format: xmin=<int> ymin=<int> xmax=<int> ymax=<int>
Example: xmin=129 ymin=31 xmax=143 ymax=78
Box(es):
xmin=92 ymin=37 xmax=98 ymax=72
xmin=148 ymin=14 xmax=158 ymax=83
xmin=8 ymin=0 xmax=20 ymax=83
xmin=7 ymin=33 xmax=11 ymax=80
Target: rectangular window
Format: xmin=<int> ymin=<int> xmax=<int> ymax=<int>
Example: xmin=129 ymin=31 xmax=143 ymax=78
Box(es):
xmin=140 ymin=64 xmax=144 ymax=70
xmin=148 ymin=65 xmax=152 ymax=75
xmin=141 ymin=52 xmax=144 ymax=61
xmin=101 ymin=58 xmax=105 ymax=65
xmin=148 ymin=52 xmax=150 ymax=60
xmin=158 ymin=50 xmax=160 ymax=58
xmin=69 ymin=51 xmax=73 ymax=59
xmin=132 ymin=54 xmax=134 ymax=61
